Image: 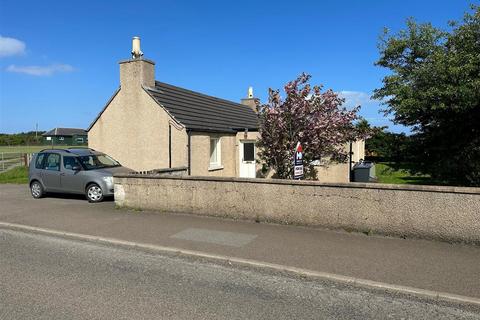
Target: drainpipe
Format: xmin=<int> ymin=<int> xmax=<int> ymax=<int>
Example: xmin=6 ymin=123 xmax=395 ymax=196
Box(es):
xmin=187 ymin=130 xmax=191 ymax=175
xmin=168 ymin=124 xmax=172 ymax=168
xmin=349 ymin=141 xmax=353 ymax=182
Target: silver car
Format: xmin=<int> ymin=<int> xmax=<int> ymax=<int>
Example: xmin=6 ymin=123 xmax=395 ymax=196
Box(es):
xmin=28 ymin=148 xmax=131 ymax=202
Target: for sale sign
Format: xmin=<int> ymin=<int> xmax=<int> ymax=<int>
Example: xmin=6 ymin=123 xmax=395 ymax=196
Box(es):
xmin=293 ymin=142 xmax=304 ymax=180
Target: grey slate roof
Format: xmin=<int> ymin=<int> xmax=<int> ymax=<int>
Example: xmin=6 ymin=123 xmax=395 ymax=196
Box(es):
xmin=42 ymin=128 xmax=87 ymax=137
xmin=145 ymin=81 xmax=259 ymax=133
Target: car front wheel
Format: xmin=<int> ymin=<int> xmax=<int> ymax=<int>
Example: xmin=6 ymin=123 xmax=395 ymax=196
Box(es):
xmin=30 ymin=181 xmax=44 ymax=199
xmin=86 ymin=183 xmax=104 ymax=203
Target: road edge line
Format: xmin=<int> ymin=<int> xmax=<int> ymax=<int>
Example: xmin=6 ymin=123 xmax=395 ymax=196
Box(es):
xmin=1 ymin=221 xmax=479 ymax=307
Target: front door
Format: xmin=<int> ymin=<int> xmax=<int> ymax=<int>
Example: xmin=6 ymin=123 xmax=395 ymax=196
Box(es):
xmin=239 ymin=141 xmax=256 ymax=178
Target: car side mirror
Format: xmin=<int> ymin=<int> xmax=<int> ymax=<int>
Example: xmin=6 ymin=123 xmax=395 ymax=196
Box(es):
xmin=72 ymin=165 xmax=81 ymax=171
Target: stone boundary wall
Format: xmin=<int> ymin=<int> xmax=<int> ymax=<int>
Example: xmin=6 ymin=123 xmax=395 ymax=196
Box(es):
xmin=129 ymin=166 xmax=188 ymax=176
xmin=113 ymin=175 xmax=480 ymax=244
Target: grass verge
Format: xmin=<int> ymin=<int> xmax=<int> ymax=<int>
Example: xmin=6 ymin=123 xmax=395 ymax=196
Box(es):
xmin=0 ymin=166 xmax=28 ymax=184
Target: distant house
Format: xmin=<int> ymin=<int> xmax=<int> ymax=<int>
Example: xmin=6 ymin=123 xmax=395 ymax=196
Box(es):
xmin=42 ymin=128 xmax=88 ymax=146
xmin=88 ymin=37 xmax=364 ymax=182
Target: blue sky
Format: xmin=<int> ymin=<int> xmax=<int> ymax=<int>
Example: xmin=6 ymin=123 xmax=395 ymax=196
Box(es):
xmin=0 ymin=0 xmax=474 ymax=134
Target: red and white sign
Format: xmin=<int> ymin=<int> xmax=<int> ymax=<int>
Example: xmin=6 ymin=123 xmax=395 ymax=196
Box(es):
xmin=293 ymin=142 xmax=304 ymax=180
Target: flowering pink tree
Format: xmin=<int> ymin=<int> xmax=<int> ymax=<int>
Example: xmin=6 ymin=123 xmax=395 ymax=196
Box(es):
xmin=257 ymin=73 xmax=364 ymax=179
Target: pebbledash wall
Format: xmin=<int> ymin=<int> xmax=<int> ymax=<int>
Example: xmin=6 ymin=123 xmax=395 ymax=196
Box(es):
xmin=113 ymin=175 xmax=480 ymax=244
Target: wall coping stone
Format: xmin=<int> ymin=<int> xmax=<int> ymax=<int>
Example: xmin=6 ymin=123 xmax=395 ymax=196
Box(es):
xmin=113 ymin=174 xmax=480 ymax=195
xmin=129 ymin=166 xmax=188 ymax=174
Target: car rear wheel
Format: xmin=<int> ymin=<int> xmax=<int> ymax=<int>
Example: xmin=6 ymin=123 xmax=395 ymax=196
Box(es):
xmin=30 ymin=181 xmax=44 ymax=199
xmin=86 ymin=183 xmax=104 ymax=203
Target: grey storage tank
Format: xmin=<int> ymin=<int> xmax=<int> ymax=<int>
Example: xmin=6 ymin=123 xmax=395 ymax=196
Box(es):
xmin=353 ymin=161 xmax=376 ymax=182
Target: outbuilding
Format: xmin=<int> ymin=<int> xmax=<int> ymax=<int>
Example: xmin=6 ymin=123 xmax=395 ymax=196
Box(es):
xmin=42 ymin=128 xmax=88 ymax=146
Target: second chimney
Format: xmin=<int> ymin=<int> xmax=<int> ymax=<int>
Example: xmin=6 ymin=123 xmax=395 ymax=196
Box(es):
xmin=241 ymin=86 xmax=258 ymax=113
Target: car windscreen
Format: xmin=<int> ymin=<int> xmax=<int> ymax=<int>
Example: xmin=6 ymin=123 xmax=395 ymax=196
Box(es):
xmin=78 ymin=154 xmax=120 ymax=170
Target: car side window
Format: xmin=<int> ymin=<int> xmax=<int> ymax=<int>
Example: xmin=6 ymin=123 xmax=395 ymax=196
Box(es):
xmin=63 ymin=156 xmax=80 ymax=170
xmin=44 ymin=153 xmax=61 ymax=171
xmin=35 ymin=153 xmax=46 ymax=169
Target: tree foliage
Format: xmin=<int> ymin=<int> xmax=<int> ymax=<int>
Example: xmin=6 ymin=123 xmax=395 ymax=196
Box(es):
xmin=366 ymin=130 xmax=411 ymax=162
xmin=0 ymin=131 xmax=44 ymax=146
xmin=257 ymin=73 xmax=364 ymax=179
xmin=356 ymin=119 xmax=411 ymax=163
xmin=373 ymin=6 xmax=480 ymax=186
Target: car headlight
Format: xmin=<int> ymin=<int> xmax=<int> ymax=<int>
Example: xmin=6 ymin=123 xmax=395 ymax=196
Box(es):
xmin=102 ymin=176 xmax=114 ymax=185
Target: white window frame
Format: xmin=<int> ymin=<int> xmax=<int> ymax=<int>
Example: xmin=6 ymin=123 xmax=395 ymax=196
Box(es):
xmin=209 ymin=137 xmax=223 ymax=171
xmin=59 ymin=137 xmax=65 ymax=141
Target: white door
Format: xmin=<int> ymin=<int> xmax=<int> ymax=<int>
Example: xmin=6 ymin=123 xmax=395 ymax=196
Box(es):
xmin=239 ymin=141 xmax=256 ymax=178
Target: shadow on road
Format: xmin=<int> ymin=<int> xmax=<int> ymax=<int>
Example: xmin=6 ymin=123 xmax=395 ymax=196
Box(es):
xmin=44 ymin=193 xmax=115 ymax=202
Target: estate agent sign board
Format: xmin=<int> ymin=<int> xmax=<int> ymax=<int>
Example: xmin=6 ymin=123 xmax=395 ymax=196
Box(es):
xmin=293 ymin=142 xmax=304 ymax=180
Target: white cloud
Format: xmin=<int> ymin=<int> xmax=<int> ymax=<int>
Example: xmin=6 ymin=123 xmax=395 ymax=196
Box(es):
xmin=339 ymin=90 xmax=376 ymax=107
xmin=6 ymin=64 xmax=74 ymax=76
xmin=0 ymin=35 xmax=26 ymax=57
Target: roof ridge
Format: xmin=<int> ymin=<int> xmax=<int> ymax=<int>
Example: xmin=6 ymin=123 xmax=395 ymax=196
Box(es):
xmin=55 ymin=127 xmax=86 ymax=130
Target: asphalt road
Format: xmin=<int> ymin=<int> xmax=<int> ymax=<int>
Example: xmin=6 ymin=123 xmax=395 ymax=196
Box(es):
xmin=2 ymin=184 xmax=480 ymax=299
xmin=1 ymin=229 xmax=479 ymax=320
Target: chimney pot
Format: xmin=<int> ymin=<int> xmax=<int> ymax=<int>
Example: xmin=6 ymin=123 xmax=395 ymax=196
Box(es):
xmin=132 ymin=36 xmax=143 ymax=59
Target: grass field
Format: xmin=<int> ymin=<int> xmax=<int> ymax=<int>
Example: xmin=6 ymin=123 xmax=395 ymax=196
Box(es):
xmin=375 ymin=162 xmax=436 ymax=185
xmin=0 ymin=166 xmax=28 ymax=184
xmin=0 ymin=145 xmax=77 ymax=153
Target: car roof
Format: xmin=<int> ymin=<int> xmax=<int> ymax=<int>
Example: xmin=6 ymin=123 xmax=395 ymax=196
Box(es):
xmin=39 ymin=148 xmax=101 ymax=156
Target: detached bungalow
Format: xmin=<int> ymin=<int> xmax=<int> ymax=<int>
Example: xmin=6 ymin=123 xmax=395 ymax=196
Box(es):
xmin=88 ymin=38 xmax=259 ymax=178
xmin=88 ymin=37 xmax=364 ymax=182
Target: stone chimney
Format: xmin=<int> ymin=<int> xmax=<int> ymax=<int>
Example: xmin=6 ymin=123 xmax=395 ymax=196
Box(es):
xmin=240 ymin=86 xmax=259 ymax=113
xmin=119 ymin=37 xmax=155 ymax=89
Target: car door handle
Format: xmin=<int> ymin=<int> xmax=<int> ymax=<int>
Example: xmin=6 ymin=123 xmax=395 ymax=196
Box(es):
xmin=60 ymin=173 xmax=65 ymax=176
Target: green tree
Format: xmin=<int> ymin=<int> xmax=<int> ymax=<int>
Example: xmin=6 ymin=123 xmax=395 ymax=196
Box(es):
xmin=373 ymin=6 xmax=480 ymax=186
xmin=365 ymin=129 xmax=410 ymax=162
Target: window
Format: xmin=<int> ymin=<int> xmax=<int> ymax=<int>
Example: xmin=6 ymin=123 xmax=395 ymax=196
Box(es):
xmin=209 ymin=138 xmax=221 ymax=168
xmin=59 ymin=137 xmax=65 ymax=141
xmin=35 ymin=153 xmax=46 ymax=169
xmin=44 ymin=153 xmax=60 ymax=171
xmin=243 ymin=142 xmax=255 ymax=162
xmin=63 ymin=156 xmax=80 ymax=170
xmin=76 ymin=137 xmax=84 ymax=143
xmin=78 ymin=154 xmax=120 ymax=170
